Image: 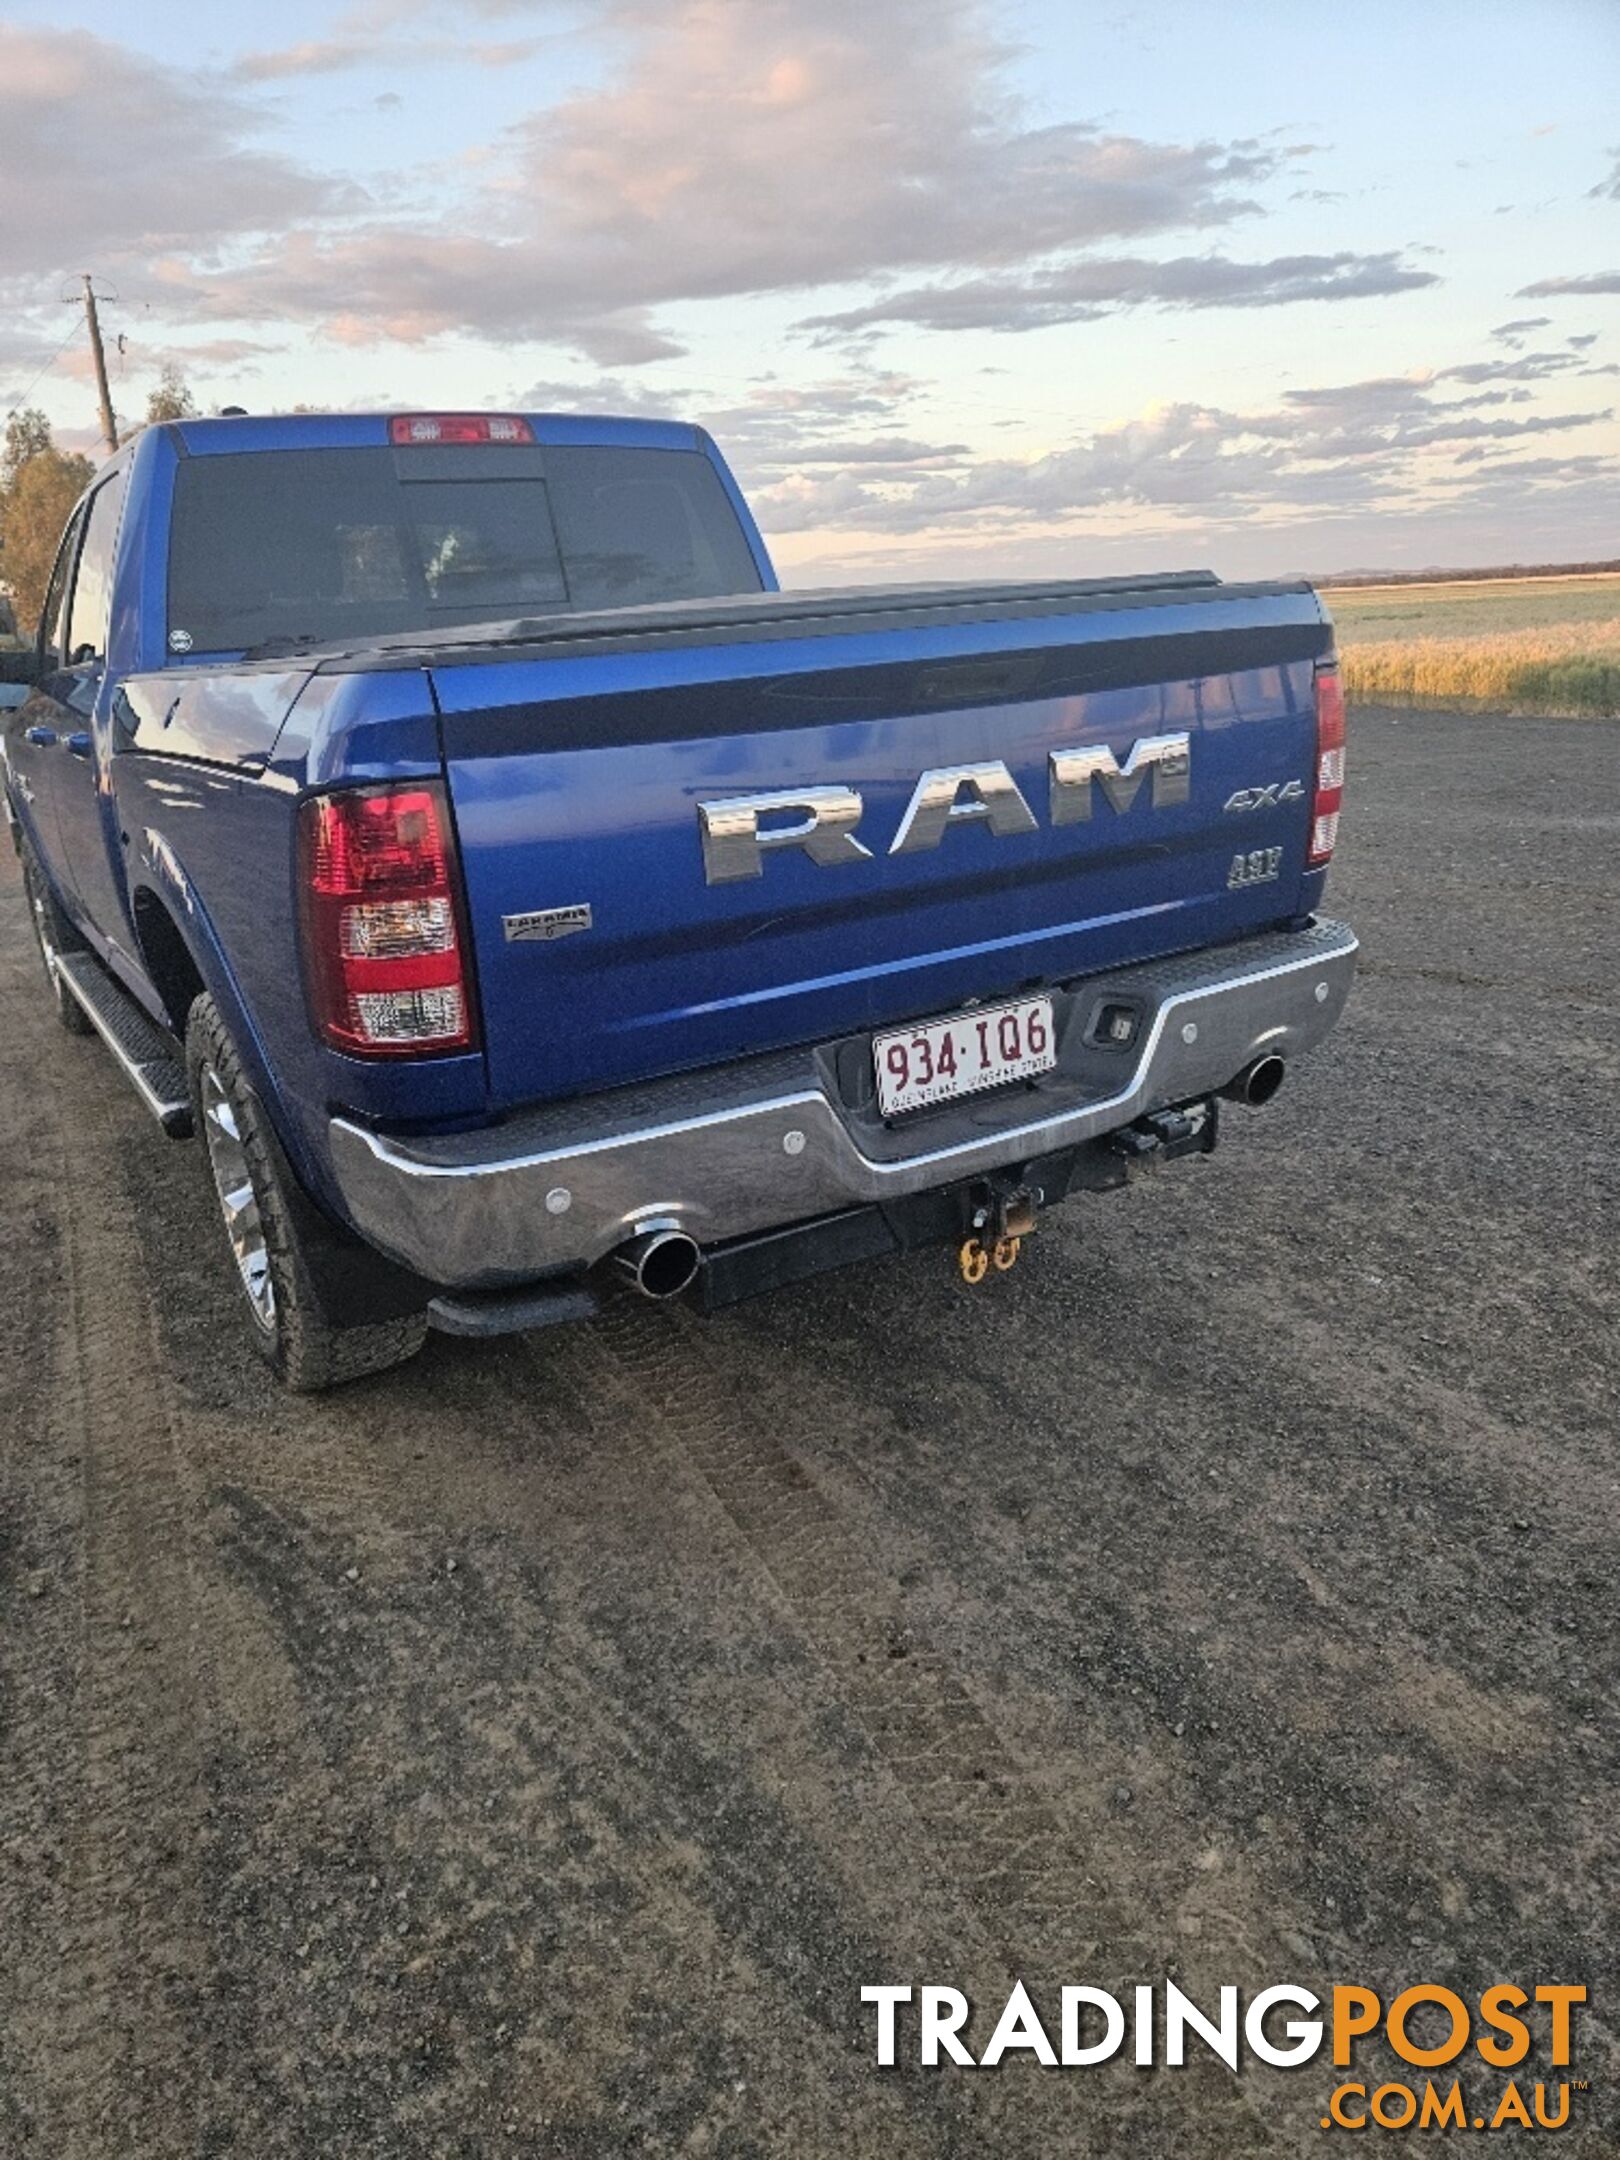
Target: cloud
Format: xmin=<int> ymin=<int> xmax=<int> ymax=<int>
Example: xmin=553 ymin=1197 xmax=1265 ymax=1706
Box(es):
xmin=151 ymin=0 xmax=1329 ymax=360
xmin=156 ymin=337 xmax=284 ymax=368
xmin=231 ymin=33 xmax=543 ymax=80
xmin=496 ymin=363 xmax=1615 ymax=557
xmin=1516 ymin=272 xmax=1620 ymax=297
xmin=693 ymin=373 xmax=982 ymax=489
xmin=0 ymin=24 xmax=356 ymax=279
xmin=511 ymin=373 xmax=689 ymax=420
xmin=1589 ymin=149 xmax=1620 ymax=201
xmin=1438 ymin=348 xmax=1600 ymax=384
xmin=1489 ymin=315 xmax=1550 ymax=343
xmin=0 ymin=2 xmax=1450 ymax=368
xmin=776 ymin=435 xmax=970 ymax=466
xmin=232 ymin=39 xmax=374 ymax=80
xmin=800 ymin=250 xmax=1438 ymax=338
xmin=743 ymin=368 xmax=1614 ymax=538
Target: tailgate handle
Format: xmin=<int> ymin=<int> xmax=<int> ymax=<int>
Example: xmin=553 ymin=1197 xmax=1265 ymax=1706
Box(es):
xmin=915 ymin=654 xmax=1045 ymax=705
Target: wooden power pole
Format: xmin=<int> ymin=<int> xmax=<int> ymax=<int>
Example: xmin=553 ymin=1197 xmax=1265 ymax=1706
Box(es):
xmin=81 ymin=274 xmax=118 ymax=459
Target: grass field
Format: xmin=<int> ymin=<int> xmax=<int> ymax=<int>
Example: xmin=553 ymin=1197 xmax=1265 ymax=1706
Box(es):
xmin=1326 ymin=571 xmax=1620 ymax=717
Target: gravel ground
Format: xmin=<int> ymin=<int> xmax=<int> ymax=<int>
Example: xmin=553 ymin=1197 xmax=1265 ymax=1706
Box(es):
xmin=1 ymin=706 xmax=1615 ymax=2155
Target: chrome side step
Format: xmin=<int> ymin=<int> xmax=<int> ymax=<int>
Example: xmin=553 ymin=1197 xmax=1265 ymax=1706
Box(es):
xmin=56 ymin=953 xmax=193 ymax=1137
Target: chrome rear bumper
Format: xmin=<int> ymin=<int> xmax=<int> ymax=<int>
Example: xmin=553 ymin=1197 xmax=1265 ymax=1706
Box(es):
xmin=327 ymin=918 xmax=1358 ymax=1289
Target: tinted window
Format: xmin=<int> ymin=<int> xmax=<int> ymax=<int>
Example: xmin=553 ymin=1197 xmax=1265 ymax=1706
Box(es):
xmin=543 ymin=445 xmax=763 ymax=607
xmin=65 ymin=471 xmax=127 ymax=663
xmin=167 ymin=443 xmax=762 ymax=653
xmin=38 ymin=504 xmax=85 ymax=659
xmin=413 ymin=484 xmax=570 ymax=610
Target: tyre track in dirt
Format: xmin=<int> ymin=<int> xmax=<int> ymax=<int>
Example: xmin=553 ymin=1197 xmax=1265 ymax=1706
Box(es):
xmin=17 ymin=992 xmax=1096 ymax=2155
xmin=1 ymin=859 xmax=214 ymax=2156
xmin=574 ymin=1300 xmax=1276 ymax=2155
xmin=0 ymin=871 xmax=88 ymax=2155
xmin=2 ymin=709 xmax=1616 ymax=2154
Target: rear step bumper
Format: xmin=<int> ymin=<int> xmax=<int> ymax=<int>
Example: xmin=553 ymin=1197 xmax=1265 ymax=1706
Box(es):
xmin=57 ymin=953 xmax=192 ymax=1137
xmin=328 ymin=918 xmax=1357 ymax=1290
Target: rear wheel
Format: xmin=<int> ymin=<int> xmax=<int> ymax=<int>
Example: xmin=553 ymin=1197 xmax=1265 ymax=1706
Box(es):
xmin=21 ymin=846 xmax=94 ymax=1035
xmin=186 ymin=994 xmax=428 ymax=1390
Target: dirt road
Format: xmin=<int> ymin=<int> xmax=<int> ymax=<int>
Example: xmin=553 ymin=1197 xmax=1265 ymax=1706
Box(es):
xmin=1 ymin=708 xmax=1615 ymax=2154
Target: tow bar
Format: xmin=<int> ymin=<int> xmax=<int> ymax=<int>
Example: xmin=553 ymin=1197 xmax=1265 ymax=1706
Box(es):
xmin=958 ymin=1178 xmax=1042 ymax=1284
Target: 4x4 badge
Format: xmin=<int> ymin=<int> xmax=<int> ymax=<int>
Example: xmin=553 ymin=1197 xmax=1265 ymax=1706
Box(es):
xmin=1224 ymin=779 xmax=1304 ymax=813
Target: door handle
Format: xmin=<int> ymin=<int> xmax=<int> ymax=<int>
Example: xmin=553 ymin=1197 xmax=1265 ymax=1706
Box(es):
xmin=24 ymin=725 xmax=57 ymax=748
xmin=65 ymin=732 xmax=92 ymax=758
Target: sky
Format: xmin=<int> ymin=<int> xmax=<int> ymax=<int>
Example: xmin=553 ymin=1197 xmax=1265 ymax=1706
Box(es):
xmin=1 ymin=0 xmax=1617 ymax=583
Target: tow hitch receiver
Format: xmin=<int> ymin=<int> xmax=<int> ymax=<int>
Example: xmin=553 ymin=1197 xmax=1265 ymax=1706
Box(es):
xmin=958 ymin=1178 xmax=1041 ymax=1284
xmin=1109 ymin=1096 xmax=1219 ymax=1165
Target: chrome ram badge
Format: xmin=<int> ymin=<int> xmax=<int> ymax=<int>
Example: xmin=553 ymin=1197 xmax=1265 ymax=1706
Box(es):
xmin=697 ymin=732 xmax=1190 ymax=884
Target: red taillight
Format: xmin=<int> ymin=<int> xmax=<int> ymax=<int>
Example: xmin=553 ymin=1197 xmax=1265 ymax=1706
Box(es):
xmin=387 ymin=414 xmax=534 ymax=446
xmin=298 ymin=784 xmax=477 ymax=1057
xmin=1309 ymin=663 xmax=1346 ymax=867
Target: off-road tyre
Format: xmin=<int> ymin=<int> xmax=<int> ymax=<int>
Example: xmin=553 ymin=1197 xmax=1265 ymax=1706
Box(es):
xmin=185 ymin=994 xmax=428 ymax=1390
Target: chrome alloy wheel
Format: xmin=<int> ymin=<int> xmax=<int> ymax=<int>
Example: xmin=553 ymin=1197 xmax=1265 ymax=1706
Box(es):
xmin=199 ymin=1063 xmax=277 ymax=1330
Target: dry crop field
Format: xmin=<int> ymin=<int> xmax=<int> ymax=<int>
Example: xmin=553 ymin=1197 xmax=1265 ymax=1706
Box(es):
xmin=1327 ymin=570 xmax=1620 ymax=717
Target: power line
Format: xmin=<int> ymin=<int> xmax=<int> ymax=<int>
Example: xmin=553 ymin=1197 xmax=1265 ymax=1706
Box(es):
xmin=4 ymin=312 xmax=86 ymax=417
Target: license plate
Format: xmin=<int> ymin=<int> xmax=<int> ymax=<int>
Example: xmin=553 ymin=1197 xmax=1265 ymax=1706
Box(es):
xmin=874 ymin=995 xmax=1056 ymax=1118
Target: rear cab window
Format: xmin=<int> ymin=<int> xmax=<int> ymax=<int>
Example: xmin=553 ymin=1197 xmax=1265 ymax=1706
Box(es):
xmin=165 ymin=441 xmax=763 ymax=655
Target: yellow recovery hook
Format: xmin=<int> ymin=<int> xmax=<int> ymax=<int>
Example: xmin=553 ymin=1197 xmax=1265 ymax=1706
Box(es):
xmin=957 ymin=1182 xmax=1041 ymax=1285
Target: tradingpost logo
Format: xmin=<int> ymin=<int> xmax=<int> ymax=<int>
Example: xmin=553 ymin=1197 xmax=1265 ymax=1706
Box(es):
xmin=861 ymin=1979 xmax=1591 ymax=2132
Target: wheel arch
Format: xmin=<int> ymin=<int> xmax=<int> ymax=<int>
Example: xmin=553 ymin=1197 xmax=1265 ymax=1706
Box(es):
xmin=131 ymin=884 xmax=207 ymax=1036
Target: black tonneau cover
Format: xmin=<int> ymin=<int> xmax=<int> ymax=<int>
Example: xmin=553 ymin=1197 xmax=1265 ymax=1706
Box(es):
xmin=311 ymin=572 xmax=1279 ymax=674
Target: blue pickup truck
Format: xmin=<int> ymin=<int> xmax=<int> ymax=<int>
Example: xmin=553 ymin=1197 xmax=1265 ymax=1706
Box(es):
xmin=2 ymin=411 xmax=1354 ymax=1387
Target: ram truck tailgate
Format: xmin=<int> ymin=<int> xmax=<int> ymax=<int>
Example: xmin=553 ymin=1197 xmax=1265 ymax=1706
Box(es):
xmin=425 ymin=576 xmax=1334 ymax=1110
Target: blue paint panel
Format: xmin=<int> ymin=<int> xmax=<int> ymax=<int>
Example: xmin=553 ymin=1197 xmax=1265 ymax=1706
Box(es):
xmin=439 ymin=607 xmax=1325 ymax=1109
xmin=174 ymin=412 xmax=706 ymax=457
xmin=268 ymin=670 xmax=445 ymax=790
xmin=117 ymin=666 xmax=313 ymax=769
xmin=116 ymin=751 xmax=488 ymax=1201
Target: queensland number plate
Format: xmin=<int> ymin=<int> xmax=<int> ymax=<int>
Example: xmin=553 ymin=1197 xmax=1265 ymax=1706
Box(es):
xmin=874 ymin=995 xmax=1056 ymax=1118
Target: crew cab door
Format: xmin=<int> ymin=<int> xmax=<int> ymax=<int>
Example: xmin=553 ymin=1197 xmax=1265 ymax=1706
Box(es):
xmin=35 ymin=469 xmax=135 ymax=961
xmin=8 ymin=499 xmax=86 ymax=887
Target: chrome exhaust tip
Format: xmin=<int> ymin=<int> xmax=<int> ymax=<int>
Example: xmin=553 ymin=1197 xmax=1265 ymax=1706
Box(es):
xmin=609 ymin=1228 xmax=703 ymax=1301
xmin=1222 ymin=1054 xmax=1287 ymax=1108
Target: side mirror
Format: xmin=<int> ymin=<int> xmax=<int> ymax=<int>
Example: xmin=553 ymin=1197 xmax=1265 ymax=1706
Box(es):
xmin=0 ymin=647 xmax=42 ymax=691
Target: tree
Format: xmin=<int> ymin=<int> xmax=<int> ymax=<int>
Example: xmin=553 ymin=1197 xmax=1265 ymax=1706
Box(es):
xmin=146 ymin=364 xmax=197 ymax=425
xmin=1 ymin=408 xmax=57 ymax=637
xmin=0 ymin=445 xmax=94 ymax=639
xmin=2 ymin=407 xmax=53 ymax=493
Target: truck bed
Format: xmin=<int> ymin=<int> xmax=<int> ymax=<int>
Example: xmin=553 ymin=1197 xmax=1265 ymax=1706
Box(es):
xmin=323 ymin=573 xmax=1334 ymax=1109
